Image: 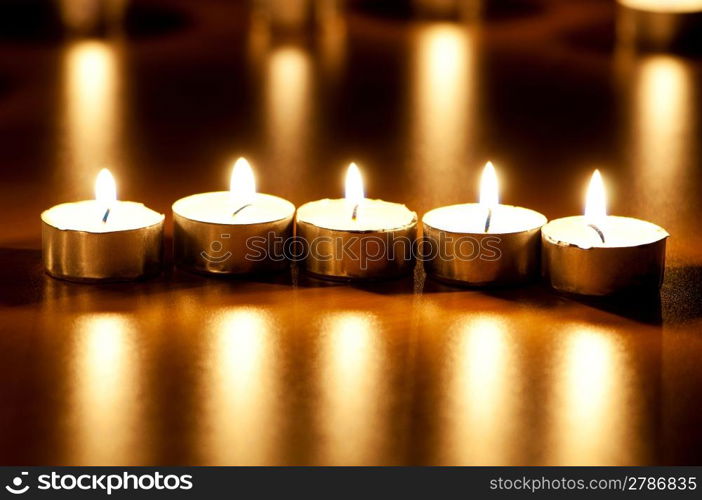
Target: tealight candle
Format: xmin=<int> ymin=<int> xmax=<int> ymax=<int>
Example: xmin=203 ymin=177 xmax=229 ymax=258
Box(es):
xmin=172 ymin=158 xmax=295 ymax=275
xmin=617 ymin=0 xmax=702 ymax=51
xmin=296 ymin=163 xmax=417 ymax=280
xmin=422 ymin=162 xmax=547 ymax=286
xmin=41 ymin=169 xmax=164 ymax=281
xmin=542 ymin=170 xmax=669 ymax=296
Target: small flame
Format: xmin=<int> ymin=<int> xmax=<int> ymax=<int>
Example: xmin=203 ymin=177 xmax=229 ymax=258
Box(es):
xmin=230 ymin=157 xmax=256 ymax=205
xmin=95 ymin=168 xmax=116 ymax=210
xmin=345 ymin=162 xmax=364 ymax=216
xmin=479 ymin=161 xmax=499 ymax=208
xmin=585 ymin=169 xmax=607 ymax=223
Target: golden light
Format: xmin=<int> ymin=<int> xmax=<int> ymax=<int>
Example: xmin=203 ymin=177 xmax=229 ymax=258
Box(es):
xmin=584 ymin=169 xmax=607 ymax=223
xmin=266 ymin=47 xmax=311 ymax=185
xmin=479 ymin=161 xmax=499 ymax=208
xmin=412 ymin=24 xmax=473 ymax=199
xmin=345 ymin=162 xmax=364 ymax=214
xmin=95 ymin=168 xmax=116 ymax=213
xmin=549 ymin=325 xmax=633 ymax=465
xmin=230 ymin=157 xmax=256 ymax=205
xmin=202 ymin=307 xmax=280 ymax=464
xmin=69 ymin=313 xmax=143 ymax=464
xmin=63 ymin=41 xmax=121 ymax=191
xmin=438 ymin=315 xmax=519 ymax=465
xmin=317 ymin=312 xmax=387 ymax=465
xmin=619 ymin=0 xmax=702 ymax=13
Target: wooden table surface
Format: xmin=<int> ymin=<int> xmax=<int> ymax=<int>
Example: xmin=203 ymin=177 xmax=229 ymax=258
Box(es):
xmin=1 ymin=0 xmax=701 ymax=465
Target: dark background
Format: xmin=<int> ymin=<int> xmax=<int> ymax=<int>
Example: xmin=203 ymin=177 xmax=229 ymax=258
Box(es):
xmin=0 ymin=0 xmax=701 ymax=465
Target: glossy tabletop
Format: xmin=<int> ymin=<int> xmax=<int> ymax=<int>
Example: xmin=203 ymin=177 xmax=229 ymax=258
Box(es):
xmin=0 ymin=0 xmax=701 ymax=465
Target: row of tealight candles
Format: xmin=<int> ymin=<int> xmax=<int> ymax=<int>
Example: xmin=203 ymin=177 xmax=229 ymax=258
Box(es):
xmin=41 ymin=159 xmax=669 ymax=296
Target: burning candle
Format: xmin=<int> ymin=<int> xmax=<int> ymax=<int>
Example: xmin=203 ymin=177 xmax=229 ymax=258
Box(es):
xmin=41 ymin=169 xmax=164 ymax=281
xmin=172 ymin=158 xmax=295 ymax=275
xmin=617 ymin=0 xmax=702 ymax=51
xmin=296 ymin=163 xmax=417 ymax=280
xmin=542 ymin=170 xmax=669 ymax=296
xmin=422 ymin=162 xmax=547 ymax=286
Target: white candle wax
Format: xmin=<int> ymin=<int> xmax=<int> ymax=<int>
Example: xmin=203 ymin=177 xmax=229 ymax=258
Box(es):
xmin=296 ymin=198 xmax=416 ymax=232
xmin=422 ymin=203 xmax=547 ymax=234
xmin=542 ymin=215 xmax=668 ymax=250
xmin=172 ymin=192 xmax=295 ymax=224
xmin=41 ymin=200 xmax=164 ymax=232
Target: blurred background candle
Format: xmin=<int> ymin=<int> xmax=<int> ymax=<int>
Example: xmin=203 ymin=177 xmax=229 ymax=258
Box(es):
xmin=542 ymin=170 xmax=669 ymax=296
xmin=41 ymin=168 xmax=164 ymax=282
xmin=422 ymin=162 xmax=547 ymax=286
xmin=172 ymin=158 xmax=295 ymax=275
xmin=296 ymin=163 xmax=417 ymax=280
xmin=617 ymin=0 xmax=702 ymax=52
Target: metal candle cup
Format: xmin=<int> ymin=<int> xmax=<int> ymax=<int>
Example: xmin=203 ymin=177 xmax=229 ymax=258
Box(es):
xmin=542 ymin=216 xmax=668 ymax=296
xmin=541 ymin=170 xmax=669 ymax=296
xmin=617 ymin=0 xmax=702 ymax=51
xmin=41 ymin=201 xmax=164 ymax=282
xmin=172 ymin=192 xmax=295 ymax=275
xmin=422 ymin=204 xmax=547 ymax=286
xmin=296 ymin=200 xmax=418 ymax=281
xmin=295 ymin=163 xmax=417 ymax=281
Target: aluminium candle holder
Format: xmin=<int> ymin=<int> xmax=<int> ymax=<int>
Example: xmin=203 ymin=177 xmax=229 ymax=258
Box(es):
xmin=173 ymin=209 xmax=294 ymax=276
xmin=41 ymin=217 xmax=164 ymax=282
xmin=296 ymin=213 xmax=418 ymax=281
xmin=541 ymin=216 xmax=668 ymax=296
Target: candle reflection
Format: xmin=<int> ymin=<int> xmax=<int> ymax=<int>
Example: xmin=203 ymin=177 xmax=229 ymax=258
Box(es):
xmin=58 ymin=0 xmax=128 ymax=36
xmin=68 ymin=314 xmax=144 ymax=464
xmin=201 ymin=308 xmax=281 ymax=465
xmin=616 ymin=51 xmax=698 ymax=247
xmin=411 ymin=24 xmax=477 ymax=202
xmin=437 ymin=315 xmax=520 ymax=464
xmin=631 ymin=55 xmax=694 ymax=218
xmin=62 ymin=40 xmax=124 ymax=196
xmin=317 ymin=312 xmax=388 ymax=465
xmin=550 ymin=326 xmax=634 ymax=465
xmin=266 ymin=47 xmax=312 ymax=187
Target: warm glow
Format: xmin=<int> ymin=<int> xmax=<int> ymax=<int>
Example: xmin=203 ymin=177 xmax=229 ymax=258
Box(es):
xmin=267 ymin=47 xmax=311 ymax=182
xmin=70 ymin=314 xmax=143 ymax=464
xmin=318 ymin=312 xmax=387 ymax=465
xmin=550 ymin=325 xmax=633 ymax=465
xmin=619 ymin=0 xmax=702 ymax=13
xmin=479 ymin=161 xmax=499 ymax=207
xmin=203 ymin=308 xmax=280 ymax=464
xmin=345 ymin=162 xmax=364 ymax=212
xmin=412 ymin=24 xmax=473 ymax=198
xmin=439 ymin=315 xmax=519 ymax=465
xmin=95 ymin=168 xmax=116 ymax=212
xmin=585 ymin=170 xmax=607 ymax=223
xmin=230 ymin=157 xmax=256 ymax=205
xmin=63 ymin=41 xmax=121 ymax=190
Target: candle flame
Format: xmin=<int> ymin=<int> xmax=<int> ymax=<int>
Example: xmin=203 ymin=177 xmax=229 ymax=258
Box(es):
xmin=345 ymin=162 xmax=364 ymax=217
xmin=585 ymin=169 xmax=607 ymax=223
xmin=230 ymin=157 xmax=256 ymax=204
xmin=95 ymin=168 xmax=116 ymax=206
xmin=479 ymin=161 xmax=499 ymax=208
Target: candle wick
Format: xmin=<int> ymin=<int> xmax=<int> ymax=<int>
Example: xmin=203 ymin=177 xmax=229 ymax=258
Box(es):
xmin=102 ymin=208 xmax=111 ymax=223
xmin=351 ymin=204 xmax=359 ymax=221
xmin=484 ymin=208 xmax=492 ymax=233
xmin=232 ymin=203 xmax=252 ymax=217
xmin=587 ymin=223 xmax=606 ymax=244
